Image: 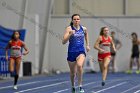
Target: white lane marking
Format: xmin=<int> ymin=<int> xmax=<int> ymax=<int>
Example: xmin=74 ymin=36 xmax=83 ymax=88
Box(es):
xmin=93 ymin=82 xmax=127 ymax=93
xmin=15 ymin=81 xmax=69 ymax=93
xmin=134 ymin=89 xmax=140 ymax=93
xmin=0 ymin=78 xmax=64 ymax=90
xmin=53 ymin=78 xmax=125 ymax=93
xmin=121 ymin=84 xmax=140 ymax=93
xmin=53 ymin=81 xmax=97 ymax=93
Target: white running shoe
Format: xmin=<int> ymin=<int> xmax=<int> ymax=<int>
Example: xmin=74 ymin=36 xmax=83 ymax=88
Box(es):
xmin=13 ymin=85 xmax=18 ymax=90
xmin=79 ymin=87 xmax=84 ymax=93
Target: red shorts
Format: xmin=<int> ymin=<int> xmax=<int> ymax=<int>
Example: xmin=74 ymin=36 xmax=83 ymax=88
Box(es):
xmin=10 ymin=56 xmax=21 ymax=60
xmin=98 ymin=52 xmax=111 ymax=62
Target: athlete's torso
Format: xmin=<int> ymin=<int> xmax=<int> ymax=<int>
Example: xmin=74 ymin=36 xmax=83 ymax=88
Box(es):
xmin=68 ymin=25 xmax=85 ymax=52
xmin=10 ymin=39 xmax=23 ymax=57
xmin=99 ymin=36 xmax=111 ymax=54
xmin=132 ymin=40 xmax=139 ymax=54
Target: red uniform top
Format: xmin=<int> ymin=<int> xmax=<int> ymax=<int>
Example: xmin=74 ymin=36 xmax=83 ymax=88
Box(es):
xmin=98 ymin=36 xmax=111 ymax=61
xmin=9 ymin=40 xmax=23 ymax=57
xmin=99 ymin=36 xmax=111 ymax=54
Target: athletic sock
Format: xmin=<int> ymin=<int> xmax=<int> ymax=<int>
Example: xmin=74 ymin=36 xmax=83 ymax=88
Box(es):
xmin=14 ymin=75 xmax=19 ymax=85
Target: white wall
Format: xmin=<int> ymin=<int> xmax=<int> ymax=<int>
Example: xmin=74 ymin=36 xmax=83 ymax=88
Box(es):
xmin=53 ymin=0 xmax=140 ymax=16
xmin=47 ymin=16 xmax=140 ymax=72
xmin=71 ymin=0 xmax=124 ymax=16
xmin=22 ymin=14 xmax=40 ymax=75
xmin=0 ymin=0 xmax=24 ymax=29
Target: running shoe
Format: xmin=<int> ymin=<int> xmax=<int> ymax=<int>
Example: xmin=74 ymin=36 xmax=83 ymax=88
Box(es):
xmin=13 ymin=85 xmax=18 ymax=90
xmin=102 ymin=81 xmax=105 ymax=86
xmin=136 ymin=70 xmax=140 ymax=74
xmin=126 ymin=70 xmax=132 ymax=74
xmin=79 ymin=87 xmax=84 ymax=93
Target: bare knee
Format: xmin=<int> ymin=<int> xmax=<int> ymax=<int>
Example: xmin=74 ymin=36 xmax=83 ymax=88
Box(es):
xmin=103 ymin=65 xmax=108 ymax=70
xmin=70 ymin=71 xmax=76 ymax=78
xmin=77 ymin=65 xmax=83 ymax=71
xmin=102 ymin=63 xmax=107 ymax=70
xmin=10 ymin=69 xmax=14 ymax=73
xmin=9 ymin=67 xmax=14 ymax=73
xmin=76 ymin=54 xmax=85 ymax=69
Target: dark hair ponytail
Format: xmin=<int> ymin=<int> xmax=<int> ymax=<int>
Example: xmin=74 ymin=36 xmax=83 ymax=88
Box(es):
xmin=70 ymin=14 xmax=80 ymax=26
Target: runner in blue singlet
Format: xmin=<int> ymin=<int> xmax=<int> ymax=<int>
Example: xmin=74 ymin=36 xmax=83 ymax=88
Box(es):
xmin=62 ymin=14 xmax=90 ymax=93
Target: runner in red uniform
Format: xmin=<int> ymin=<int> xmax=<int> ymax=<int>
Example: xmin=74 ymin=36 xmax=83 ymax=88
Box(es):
xmin=5 ymin=31 xmax=29 ymax=90
xmin=94 ymin=27 xmax=116 ymax=86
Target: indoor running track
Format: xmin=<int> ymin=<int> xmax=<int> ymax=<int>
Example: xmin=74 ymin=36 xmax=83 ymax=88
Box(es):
xmin=0 ymin=72 xmax=140 ymax=93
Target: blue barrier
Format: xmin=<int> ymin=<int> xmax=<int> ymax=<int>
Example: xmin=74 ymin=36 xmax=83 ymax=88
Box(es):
xmin=0 ymin=56 xmax=10 ymax=76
